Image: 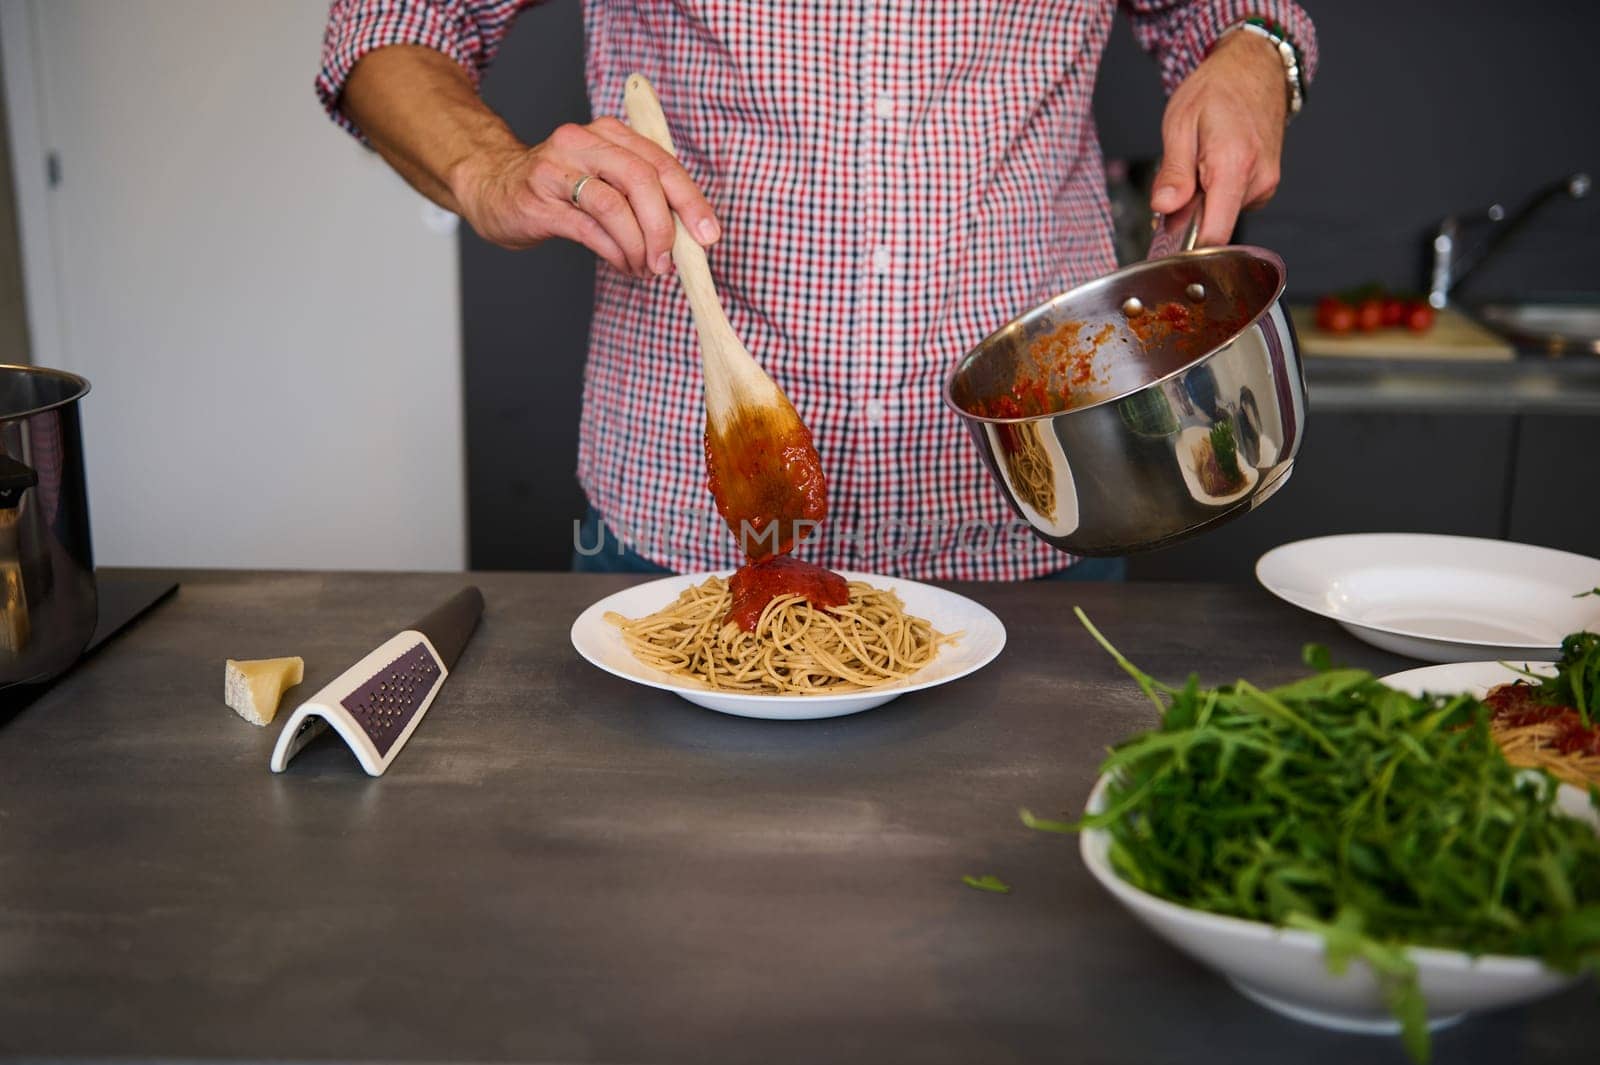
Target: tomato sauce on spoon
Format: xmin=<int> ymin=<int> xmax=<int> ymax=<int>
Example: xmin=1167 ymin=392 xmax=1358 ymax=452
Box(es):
xmin=704 ymin=406 xmax=845 ymax=632
xmin=704 ymin=406 xmax=828 ymax=561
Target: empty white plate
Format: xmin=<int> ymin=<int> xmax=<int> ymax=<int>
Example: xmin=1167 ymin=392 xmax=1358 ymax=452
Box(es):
xmin=570 ymin=571 xmax=1006 ymax=720
xmin=1256 ymin=534 xmax=1600 ymax=662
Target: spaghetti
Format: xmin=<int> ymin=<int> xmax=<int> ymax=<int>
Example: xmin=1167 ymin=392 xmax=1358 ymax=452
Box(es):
xmin=1485 ymin=682 xmax=1600 ymax=790
xmin=607 ymin=574 xmax=953 ymax=694
xmin=1000 ymin=422 xmax=1056 ymax=521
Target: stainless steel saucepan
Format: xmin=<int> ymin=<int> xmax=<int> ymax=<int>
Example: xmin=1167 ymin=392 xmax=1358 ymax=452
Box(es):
xmin=944 ymin=199 xmax=1305 ymax=557
xmin=0 ymin=365 xmax=97 ymax=688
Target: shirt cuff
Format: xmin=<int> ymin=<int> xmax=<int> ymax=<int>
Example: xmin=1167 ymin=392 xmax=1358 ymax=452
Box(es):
xmin=1151 ymin=1 xmax=1319 ymax=97
xmin=316 ymin=0 xmax=487 ymax=139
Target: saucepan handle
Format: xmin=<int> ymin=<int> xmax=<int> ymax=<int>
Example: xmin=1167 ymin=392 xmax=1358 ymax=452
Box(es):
xmin=1147 ymin=192 xmax=1205 ymax=260
xmin=0 ymin=455 xmax=38 ymax=510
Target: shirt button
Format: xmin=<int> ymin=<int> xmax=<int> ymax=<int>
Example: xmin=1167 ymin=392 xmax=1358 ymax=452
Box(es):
xmin=871 ymin=247 xmax=893 ymax=274
xmin=865 ymin=398 xmax=887 ymax=424
xmin=873 ymin=95 xmax=895 ymax=120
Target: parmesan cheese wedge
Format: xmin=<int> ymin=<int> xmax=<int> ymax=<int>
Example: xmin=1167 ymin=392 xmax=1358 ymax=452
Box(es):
xmin=224 ymin=656 xmax=305 ymax=726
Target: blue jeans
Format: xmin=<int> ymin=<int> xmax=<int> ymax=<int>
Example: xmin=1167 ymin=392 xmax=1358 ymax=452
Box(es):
xmin=569 ymin=505 xmax=1126 ymax=581
xmin=1039 ymin=554 xmax=1127 ymax=581
xmin=570 ymin=506 xmax=673 ymax=574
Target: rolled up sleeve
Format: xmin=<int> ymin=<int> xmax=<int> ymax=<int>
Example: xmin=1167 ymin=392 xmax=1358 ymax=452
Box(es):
xmin=316 ymin=0 xmax=540 ymax=138
xmin=1120 ymin=0 xmax=1319 ymax=96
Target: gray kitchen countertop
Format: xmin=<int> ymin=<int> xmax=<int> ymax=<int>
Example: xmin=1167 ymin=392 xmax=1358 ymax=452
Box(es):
xmin=1305 ymin=353 xmax=1600 ymax=414
xmin=1 ymin=569 xmax=1594 ymax=1064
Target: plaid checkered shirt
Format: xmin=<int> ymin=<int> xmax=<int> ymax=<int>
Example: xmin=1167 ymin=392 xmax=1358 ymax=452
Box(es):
xmin=319 ymin=0 xmax=1318 ymax=579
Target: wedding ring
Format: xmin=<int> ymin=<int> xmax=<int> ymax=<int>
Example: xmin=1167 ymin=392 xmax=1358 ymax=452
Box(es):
xmin=571 ymin=174 xmax=595 ymax=207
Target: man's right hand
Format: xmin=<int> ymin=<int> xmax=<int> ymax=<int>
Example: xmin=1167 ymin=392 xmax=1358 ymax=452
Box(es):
xmin=450 ymin=117 xmax=722 ymax=279
xmin=340 ymin=46 xmax=719 ymax=280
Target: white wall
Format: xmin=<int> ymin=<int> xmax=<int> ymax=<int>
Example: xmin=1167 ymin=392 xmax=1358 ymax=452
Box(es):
xmin=1 ymin=0 xmax=466 ymax=570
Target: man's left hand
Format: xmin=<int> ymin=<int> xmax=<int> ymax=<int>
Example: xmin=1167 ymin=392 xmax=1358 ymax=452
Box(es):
xmin=1150 ymin=30 xmax=1289 ymax=246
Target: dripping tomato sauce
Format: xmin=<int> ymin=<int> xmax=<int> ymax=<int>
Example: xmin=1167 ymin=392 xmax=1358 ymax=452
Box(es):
xmin=704 ymin=404 xmax=846 ymax=630
xmin=726 ymin=555 xmax=849 ymax=632
xmin=1484 ymin=683 xmax=1600 ymax=757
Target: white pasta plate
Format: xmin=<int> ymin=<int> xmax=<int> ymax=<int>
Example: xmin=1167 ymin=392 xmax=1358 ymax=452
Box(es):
xmin=569 ymin=570 xmax=1006 ymax=720
xmin=1255 ymin=534 xmax=1600 ymax=663
xmin=1382 ymin=660 xmax=1559 ymax=702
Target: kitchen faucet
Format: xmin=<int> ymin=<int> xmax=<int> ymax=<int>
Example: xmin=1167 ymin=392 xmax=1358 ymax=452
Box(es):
xmin=1427 ymin=172 xmax=1591 ymax=309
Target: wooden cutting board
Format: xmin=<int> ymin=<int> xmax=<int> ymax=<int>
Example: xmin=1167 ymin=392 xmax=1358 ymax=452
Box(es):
xmin=1290 ymin=305 xmax=1515 ymax=361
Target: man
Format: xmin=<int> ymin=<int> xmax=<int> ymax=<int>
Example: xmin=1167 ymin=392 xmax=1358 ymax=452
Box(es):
xmin=319 ymin=0 xmax=1316 ymax=580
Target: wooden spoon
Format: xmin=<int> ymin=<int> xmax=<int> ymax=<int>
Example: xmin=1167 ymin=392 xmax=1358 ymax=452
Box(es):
xmin=622 ymin=73 xmax=826 ymax=561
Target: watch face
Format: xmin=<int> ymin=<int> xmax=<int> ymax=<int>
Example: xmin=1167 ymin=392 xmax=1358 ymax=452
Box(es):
xmin=340 ymin=642 xmax=441 ymax=757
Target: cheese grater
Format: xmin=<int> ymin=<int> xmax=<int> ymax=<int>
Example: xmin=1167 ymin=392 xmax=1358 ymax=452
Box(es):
xmin=269 ymin=586 xmax=484 ymax=776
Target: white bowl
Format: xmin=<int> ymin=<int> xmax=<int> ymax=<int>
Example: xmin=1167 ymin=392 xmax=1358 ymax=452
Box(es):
xmin=1078 ymin=773 xmax=1594 ymax=1033
xmin=570 ymin=571 xmax=1006 ymax=720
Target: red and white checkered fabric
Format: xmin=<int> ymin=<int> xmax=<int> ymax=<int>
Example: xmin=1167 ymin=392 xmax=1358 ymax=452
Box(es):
xmin=320 ymin=0 xmax=1317 ymax=578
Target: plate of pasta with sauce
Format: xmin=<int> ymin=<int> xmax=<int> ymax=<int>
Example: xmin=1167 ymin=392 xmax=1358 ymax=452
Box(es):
xmin=570 ymin=567 xmax=1006 ymax=720
xmin=1383 ymin=631 xmax=1600 ymax=790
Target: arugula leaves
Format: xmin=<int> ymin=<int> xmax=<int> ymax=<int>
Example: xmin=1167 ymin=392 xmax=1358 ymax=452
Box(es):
xmin=1513 ymin=631 xmax=1600 ymax=727
xmin=1033 ymin=609 xmax=1600 ymax=1063
xmin=1549 ymin=632 xmax=1600 ymax=726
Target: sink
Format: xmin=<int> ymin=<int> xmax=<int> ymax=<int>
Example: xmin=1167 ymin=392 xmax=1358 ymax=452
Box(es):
xmin=1475 ymin=303 xmax=1600 ymax=354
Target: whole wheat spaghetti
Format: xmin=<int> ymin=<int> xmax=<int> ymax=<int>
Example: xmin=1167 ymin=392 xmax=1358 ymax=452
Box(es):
xmin=607 ymin=575 xmax=953 ymax=694
xmin=1485 ymin=682 xmax=1600 ymax=790
xmin=1491 ymin=720 xmax=1600 ymax=789
xmin=1001 ymin=422 xmax=1057 ymax=522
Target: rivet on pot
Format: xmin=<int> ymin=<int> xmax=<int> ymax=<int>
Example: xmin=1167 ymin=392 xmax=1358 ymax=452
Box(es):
xmin=1121 ymin=297 xmax=1145 ymax=317
xmin=1185 ymin=283 xmax=1206 ymax=302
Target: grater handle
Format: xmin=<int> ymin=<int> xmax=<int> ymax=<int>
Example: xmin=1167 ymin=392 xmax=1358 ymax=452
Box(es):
xmin=407 ymin=586 xmax=484 ymax=672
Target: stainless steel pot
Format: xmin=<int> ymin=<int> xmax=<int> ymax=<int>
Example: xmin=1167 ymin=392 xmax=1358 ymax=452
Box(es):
xmin=944 ymin=245 xmax=1305 ymax=557
xmin=0 ymin=366 xmax=96 ymax=687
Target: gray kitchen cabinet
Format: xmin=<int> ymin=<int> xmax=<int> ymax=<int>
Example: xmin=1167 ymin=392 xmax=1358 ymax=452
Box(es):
xmin=1128 ymin=412 xmax=1522 ymax=583
xmin=1506 ymin=414 xmax=1600 ymax=557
